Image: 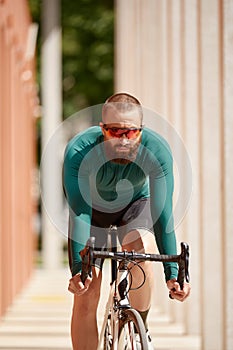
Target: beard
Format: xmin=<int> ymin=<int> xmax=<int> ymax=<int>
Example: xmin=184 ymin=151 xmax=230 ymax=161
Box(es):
xmin=104 ymin=136 xmax=141 ymax=164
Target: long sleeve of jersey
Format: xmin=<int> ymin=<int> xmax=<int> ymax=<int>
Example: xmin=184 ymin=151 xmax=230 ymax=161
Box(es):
xmin=149 ymin=148 xmax=178 ymax=282
xmin=63 ymin=144 xmax=92 ymax=276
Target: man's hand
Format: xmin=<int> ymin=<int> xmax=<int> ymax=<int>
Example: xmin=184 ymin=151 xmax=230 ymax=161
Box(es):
xmin=167 ymin=278 xmax=191 ymax=302
xmin=68 ymin=273 xmax=92 ymax=296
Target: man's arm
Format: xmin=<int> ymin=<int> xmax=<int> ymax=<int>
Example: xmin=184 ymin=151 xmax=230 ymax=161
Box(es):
xmin=149 ymin=146 xmax=178 ymax=282
xmin=63 ymin=147 xmax=92 ymax=276
xmin=149 ymin=144 xmax=191 ymax=301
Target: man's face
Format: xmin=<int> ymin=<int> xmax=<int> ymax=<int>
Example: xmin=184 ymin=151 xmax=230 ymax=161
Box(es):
xmin=100 ymin=106 xmax=142 ymax=164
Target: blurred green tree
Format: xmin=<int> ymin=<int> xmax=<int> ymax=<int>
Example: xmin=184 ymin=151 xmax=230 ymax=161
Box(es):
xmin=28 ymin=0 xmax=114 ymax=119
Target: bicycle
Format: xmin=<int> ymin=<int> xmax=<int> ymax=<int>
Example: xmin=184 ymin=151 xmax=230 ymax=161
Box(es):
xmin=80 ymin=225 xmax=190 ymax=350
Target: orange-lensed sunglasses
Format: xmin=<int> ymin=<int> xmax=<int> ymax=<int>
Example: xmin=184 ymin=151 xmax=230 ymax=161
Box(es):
xmin=103 ymin=124 xmax=143 ymax=139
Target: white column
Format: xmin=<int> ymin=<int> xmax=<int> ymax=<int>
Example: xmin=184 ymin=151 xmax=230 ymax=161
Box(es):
xmin=223 ymin=1 xmax=233 ymax=349
xmin=199 ymin=0 xmax=224 ymax=348
xmin=169 ymin=0 xmax=187 ymax=325
xmin=140 ymin=0 xmax=171 ymax=116
xmin=41 ymin=0 xmax=63 ymax=269
xmin=183 ymin=0 xmax=201 ymax=336
xmin=115 ymin=0 xmax=141 ymax=97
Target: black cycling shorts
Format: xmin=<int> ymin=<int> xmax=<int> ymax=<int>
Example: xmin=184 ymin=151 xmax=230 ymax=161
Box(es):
xmin=90 ymin=197 xmax=153 ymax=270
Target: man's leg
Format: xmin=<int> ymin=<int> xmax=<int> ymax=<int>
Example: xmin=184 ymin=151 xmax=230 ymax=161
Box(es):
xmin=122 ymin=229 xmax=156 ymax=327
xmin=71 ymin=267 xmax=102 ymax=350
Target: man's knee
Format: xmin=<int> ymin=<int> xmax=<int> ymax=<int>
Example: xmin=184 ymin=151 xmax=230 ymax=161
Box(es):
xmin=122 ymin=229 xmax=156 ymax=253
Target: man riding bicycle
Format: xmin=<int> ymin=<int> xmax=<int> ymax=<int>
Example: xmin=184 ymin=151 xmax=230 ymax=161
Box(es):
xmin=63 ymin=92 xmax=191 ymax=350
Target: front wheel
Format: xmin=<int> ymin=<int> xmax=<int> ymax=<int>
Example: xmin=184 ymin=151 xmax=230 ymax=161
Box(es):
xmin=118 ymin=308 xmax=148 ymax=350
xmin=104 ymin=314 xmax=114 ymax=350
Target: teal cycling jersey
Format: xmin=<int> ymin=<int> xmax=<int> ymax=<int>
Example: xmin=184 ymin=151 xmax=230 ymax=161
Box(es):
xmin=63 ymin=126 xmax=178 ymax=281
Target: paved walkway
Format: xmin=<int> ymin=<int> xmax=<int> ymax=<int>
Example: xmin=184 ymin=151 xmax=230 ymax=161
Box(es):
xmin=0 ymin=266 xmax=200 ymax=350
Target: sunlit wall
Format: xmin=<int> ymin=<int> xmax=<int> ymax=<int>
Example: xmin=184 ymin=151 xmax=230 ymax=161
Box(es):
xmin=115 ymin=1 xmax=233 ymax=349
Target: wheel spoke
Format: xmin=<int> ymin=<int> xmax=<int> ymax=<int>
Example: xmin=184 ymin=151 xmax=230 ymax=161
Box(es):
xmin=118 ymin=309 xmax=148 ymax=350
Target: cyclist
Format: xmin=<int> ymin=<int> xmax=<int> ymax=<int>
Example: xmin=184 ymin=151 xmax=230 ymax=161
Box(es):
xmin=63 ymin=92 xmax=191 ymax=350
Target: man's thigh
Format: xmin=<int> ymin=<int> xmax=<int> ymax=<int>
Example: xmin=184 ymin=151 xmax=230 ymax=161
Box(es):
xmin=90 ymin=197 xmax=154 ymax=259
xmin=118 ymin=197 xmax=154 ymax=247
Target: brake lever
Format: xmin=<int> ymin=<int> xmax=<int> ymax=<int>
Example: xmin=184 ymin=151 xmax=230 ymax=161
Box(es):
xmin=80 ymin=237 xmax=95 ymax=284
xmin=169 ymin=242 xmax=190 ymax=299
xmin=182 ymin=242 xmax=190 ymax=283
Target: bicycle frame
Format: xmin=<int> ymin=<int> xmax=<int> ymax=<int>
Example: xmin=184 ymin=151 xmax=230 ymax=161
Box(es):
xmin=97 ymin=267 xmax=129 ymax=350
xmin=98 ymin=226 xmax=130 ymax=350
xmin=80 ymin=226 xmax=190 ymax=350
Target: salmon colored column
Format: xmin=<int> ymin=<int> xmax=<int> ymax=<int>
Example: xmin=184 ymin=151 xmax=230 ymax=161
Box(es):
xmin=0 ymin=0 xmax=38 ymax=317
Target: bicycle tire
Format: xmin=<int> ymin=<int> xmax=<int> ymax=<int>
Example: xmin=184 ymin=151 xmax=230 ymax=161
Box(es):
xmin=118 ymin=308 xmax=148 ymax=350
xmin=103 ymin=313 xmax=114 ymax=350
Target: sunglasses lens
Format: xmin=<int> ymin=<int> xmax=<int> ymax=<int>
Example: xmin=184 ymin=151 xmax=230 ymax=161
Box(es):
xmin=126 ymin=129 xmax=140 ymax=139
xmin=105 ymin=128 xmax=141 ymax=139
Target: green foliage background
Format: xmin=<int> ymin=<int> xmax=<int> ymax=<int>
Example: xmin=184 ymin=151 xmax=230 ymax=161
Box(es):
xmin=28 ymin=0 xmax=114 ymax=119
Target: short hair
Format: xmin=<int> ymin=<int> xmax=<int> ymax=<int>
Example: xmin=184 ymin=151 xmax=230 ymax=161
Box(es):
xmin=102 ymin=92 xmax=143 ymax=123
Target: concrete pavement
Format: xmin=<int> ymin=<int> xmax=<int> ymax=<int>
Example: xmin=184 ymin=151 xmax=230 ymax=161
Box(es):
xmin=0 ymin=266 xmax=201 ymax=350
